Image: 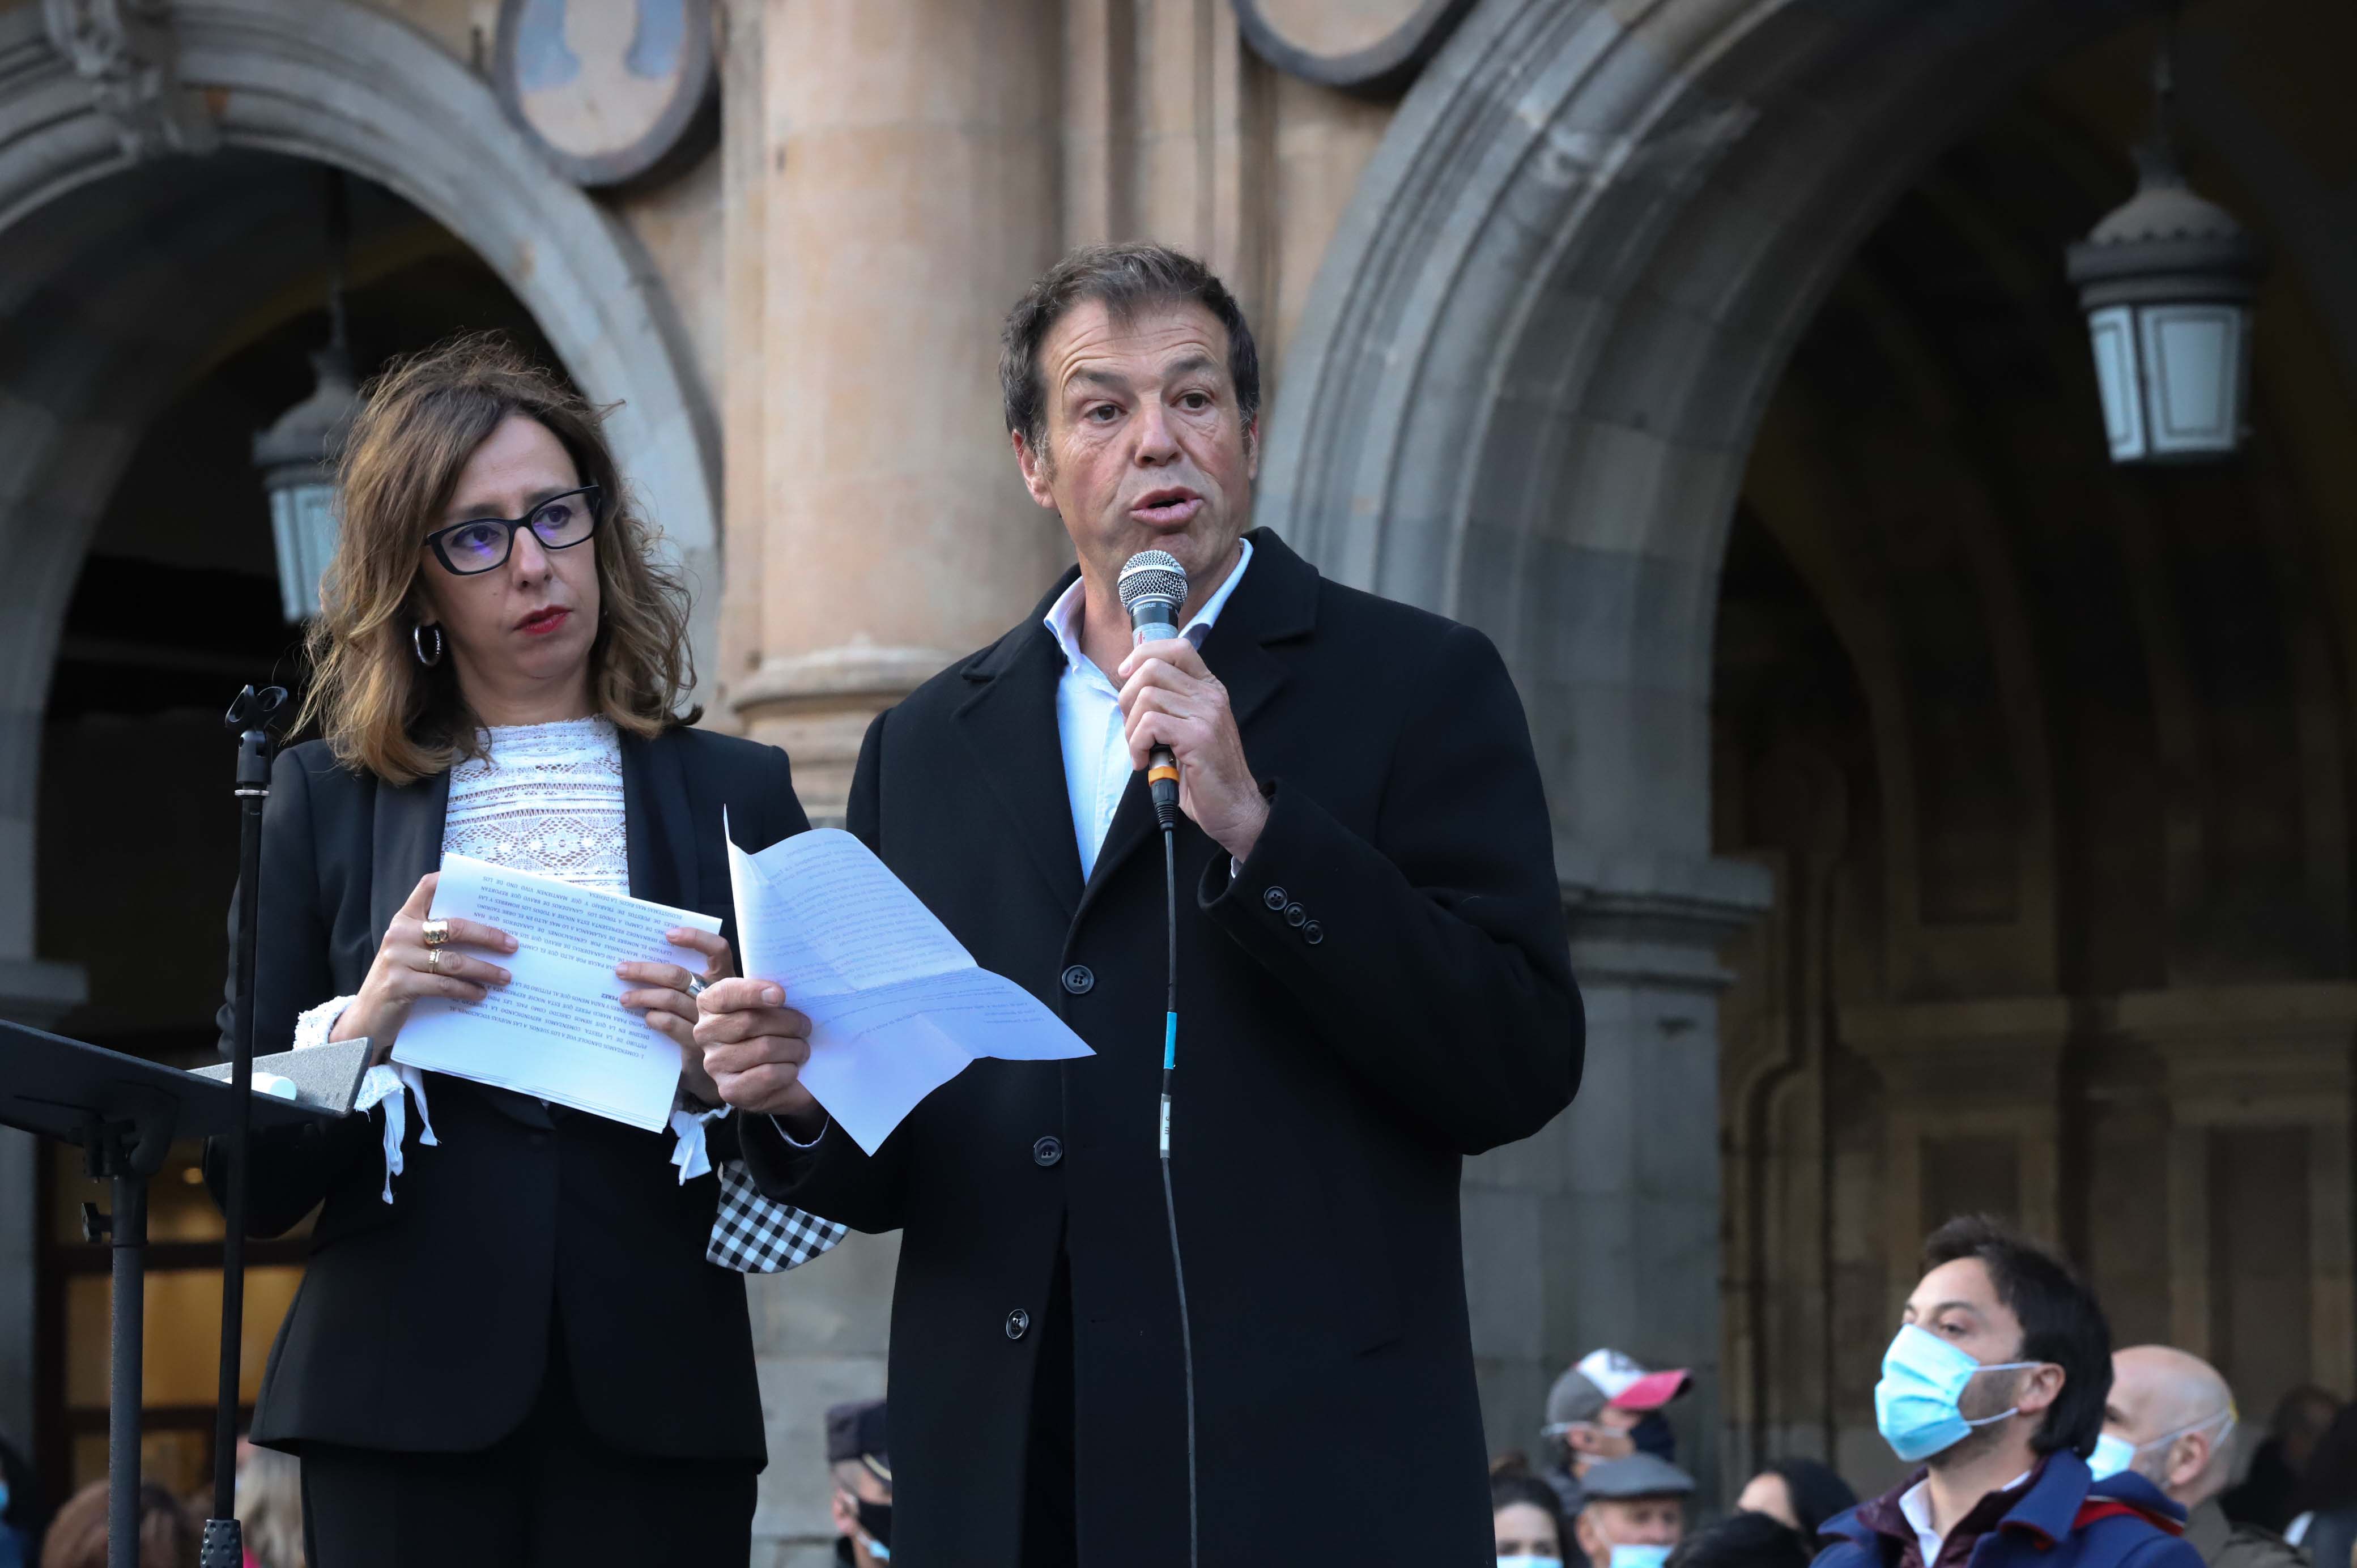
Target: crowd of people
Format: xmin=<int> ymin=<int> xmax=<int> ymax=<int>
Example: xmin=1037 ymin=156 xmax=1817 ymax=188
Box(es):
xmin=0 ymin=1435 xmax=305 ymax=1568
xmin=8 ymin=1212 xmax=2357 ymax=1565
xmin=1493 ymin=1216 xmax=2357 ymax=1568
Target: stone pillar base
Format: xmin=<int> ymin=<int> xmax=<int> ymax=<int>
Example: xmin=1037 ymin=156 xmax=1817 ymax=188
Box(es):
xmin=731 ymin=645 xmax=959 ymax=826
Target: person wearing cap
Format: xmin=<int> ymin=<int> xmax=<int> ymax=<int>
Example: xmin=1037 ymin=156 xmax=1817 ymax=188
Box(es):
xmin=2100 ymin=1347 xmax=2298 ymax=1568
xmin=1542 ymin=1350 xmax=1694 ymax=1518
xmin=1815 ymin=1216 xmax=2205 ymax=1568
xmin=827 ymin=1399 xmax=894 ymax=1567
xmin=1575 ymin=1454 xmax=1694 ymax=1568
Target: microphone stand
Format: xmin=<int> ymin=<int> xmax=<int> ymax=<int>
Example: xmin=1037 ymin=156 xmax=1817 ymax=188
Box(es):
xmin=201 ymin=685 xmax=284 ymax=1568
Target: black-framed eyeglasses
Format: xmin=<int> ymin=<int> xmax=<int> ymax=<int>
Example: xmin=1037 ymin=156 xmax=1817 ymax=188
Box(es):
xmin=424 ymin=484 xmax=605 ymax=576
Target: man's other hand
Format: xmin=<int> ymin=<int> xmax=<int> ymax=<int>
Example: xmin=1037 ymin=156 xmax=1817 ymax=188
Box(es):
xmin=694 ymin=977 xmax=824 ymax=1135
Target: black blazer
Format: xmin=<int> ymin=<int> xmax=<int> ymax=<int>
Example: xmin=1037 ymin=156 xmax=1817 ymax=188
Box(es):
xmin=741 ymin=530 xmax=1584 ymax=1565
xmin=207 ymin=724 xmax=809 ymax=1460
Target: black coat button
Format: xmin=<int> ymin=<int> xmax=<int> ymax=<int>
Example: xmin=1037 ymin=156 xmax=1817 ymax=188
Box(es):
xmin=1060 ymin=964 xmax=1094 ymax=995
xmin=1262 ymin=886 xmax=1287 ymax=911
xmin=1006 ymin=1308 xmax=1031 ymax=1340
xmin=1032 ymin=1135 xmax=1063 ymax=1167
xmin=1303 ymin=921 xmax=1324 ymax=945
xmin=1284 ymin=902 xmax=1307 ymax=927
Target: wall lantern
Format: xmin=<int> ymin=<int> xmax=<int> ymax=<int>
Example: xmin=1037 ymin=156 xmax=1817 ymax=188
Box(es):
xmin=2065 ymin=35 xmax=2262 ymax=466
xmin=253 ymin=169 xmax=359 ymax=622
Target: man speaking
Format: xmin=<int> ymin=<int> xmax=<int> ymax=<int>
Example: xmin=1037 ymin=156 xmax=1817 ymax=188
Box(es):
xmin=695 ymin=242 xmax=1583 ymax=1565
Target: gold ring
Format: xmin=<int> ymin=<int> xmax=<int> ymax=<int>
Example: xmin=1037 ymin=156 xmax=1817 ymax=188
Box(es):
xmin=426 ymin=948 xmax=441 ymax=975
xmin=421 ymin=918 xmax=451 ymax=948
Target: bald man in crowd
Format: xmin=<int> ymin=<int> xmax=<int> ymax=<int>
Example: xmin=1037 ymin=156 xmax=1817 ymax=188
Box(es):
xmin=2103 ymin=1346 xmax=2305 ymax=1568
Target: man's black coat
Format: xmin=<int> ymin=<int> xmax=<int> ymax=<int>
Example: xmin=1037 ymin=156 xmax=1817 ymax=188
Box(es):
xmin=206 ymin=725 xmax=808 ymax=1462
xmin=741 ymin=529 xmax=1584 ymax=1565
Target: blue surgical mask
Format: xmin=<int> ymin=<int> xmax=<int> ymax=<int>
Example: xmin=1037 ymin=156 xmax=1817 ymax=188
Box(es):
xmin=2088 ymin=1433 xmax=2137 ymax=1479
xmin=2089 ymin=1408 xmax=2236 ymax=1481
xmin=1874 ymin=1323 xmax=2040 ymax=1462
xmin=1497 ymin=1558 xmax=1563 ymax=1567
xmin=1611 ymin=1547 xmax=1672 ymax=1568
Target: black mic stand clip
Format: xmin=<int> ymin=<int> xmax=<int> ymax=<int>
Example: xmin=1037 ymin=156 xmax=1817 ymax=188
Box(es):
xmin=198 ymin=683 xmax=286 ymax=1568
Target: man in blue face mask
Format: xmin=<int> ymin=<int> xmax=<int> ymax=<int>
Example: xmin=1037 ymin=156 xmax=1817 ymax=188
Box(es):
xmin=2102 ymin=1346 xmax=2300 ymax=1568
xmin=1572 ymin=1455 xmax=1692 ymax=1568
xmin=1816 ymin=1216 xmax=2206 ymax=1568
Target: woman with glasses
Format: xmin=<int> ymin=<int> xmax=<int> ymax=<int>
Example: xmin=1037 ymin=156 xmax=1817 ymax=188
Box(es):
xmin=207 ymin=335 xmax=833 ymax=1567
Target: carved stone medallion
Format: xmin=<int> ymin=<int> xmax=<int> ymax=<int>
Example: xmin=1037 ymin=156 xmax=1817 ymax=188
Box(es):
xmin=1231 ymin=0 xmax=1478 ymax=96
xmin=492 ymin=0 xmax=718 ymax=189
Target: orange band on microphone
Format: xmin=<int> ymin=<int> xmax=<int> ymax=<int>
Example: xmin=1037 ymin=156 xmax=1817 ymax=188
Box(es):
xmin=1148 ymin=764 xmax=1180 ymax=786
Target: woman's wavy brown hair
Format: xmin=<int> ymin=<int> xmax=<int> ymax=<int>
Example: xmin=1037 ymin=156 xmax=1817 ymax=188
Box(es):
xmin=299 ymin=333 xmax=698 ymax=784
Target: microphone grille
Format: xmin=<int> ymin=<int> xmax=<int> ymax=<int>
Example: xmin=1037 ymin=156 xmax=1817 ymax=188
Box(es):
xmin=1118 ymin=549 xmax=1188 ymax=613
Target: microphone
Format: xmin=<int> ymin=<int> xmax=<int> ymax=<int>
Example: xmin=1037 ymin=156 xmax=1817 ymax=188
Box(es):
xmin=1118 ymin=546 xmax=1201 ymax=1568
xmin=1117 ymin=549 xmax=1188 ymax=827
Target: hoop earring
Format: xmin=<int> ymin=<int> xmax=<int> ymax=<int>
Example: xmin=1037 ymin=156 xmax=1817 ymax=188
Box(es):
xmin=412 ymin=624 xmax=444 ymax=667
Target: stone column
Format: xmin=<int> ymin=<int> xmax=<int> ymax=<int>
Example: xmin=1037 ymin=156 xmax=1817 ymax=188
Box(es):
xmin=0 ymin=694 xmax=87 ymax=1450
xmin=722 ymin=5 xmax=1061 ymax=1559
xmin=0 ymin=949 xmax=84 ymax=1467
xmin=726 ymin=0 xmax=1067 ymax=823
xmin=1463 ymin=845 xmax=1769 ymax=1500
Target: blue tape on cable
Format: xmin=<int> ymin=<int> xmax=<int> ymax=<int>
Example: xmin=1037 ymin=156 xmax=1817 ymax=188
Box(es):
xmin=1163 ymin=1012 xmax=1177 ymax=1070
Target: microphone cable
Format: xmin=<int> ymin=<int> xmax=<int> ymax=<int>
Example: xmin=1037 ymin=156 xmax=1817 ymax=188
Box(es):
xmin=1155 ymin=796 xmax=1200 ymax=1568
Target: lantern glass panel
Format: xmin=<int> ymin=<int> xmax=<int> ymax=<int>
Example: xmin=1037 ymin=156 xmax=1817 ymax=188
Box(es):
xmin=2084 ymin=304 xmax=2146 ymax=462
xmin=268 ymin=476 xmax=339 ymax=623
xmin=2138 ymin=301 xmax=2247 ymax=459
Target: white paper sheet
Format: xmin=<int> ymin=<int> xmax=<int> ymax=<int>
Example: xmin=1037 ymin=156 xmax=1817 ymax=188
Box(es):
xmin=726 ymin=822 xmax=1093 ymax=1153
xmin=391 ymin=855 xmax=721 ymax=1131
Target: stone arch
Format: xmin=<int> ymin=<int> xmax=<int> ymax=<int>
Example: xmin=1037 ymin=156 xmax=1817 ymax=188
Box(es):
xmin=1252 ymin=0 xmax=2161 ymax=1465
xmin=0 ymin=0 xmax=719 ymax=1012
xmin=1262 ymin=0 xmax=2147 ymax=871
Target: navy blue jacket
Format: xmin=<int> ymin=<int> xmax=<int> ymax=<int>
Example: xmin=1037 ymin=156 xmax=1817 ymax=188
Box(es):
xmin=1816 ymin=1454 xmax=2206 ymax=1568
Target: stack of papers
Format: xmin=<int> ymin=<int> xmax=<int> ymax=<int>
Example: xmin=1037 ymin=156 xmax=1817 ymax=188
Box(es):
xmin=394 ymin=856 xmax=720 ymax=1131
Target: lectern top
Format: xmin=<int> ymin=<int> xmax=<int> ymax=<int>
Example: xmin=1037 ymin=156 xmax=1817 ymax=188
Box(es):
xmin=0 ymin=1020 xmax=335 ymax=1151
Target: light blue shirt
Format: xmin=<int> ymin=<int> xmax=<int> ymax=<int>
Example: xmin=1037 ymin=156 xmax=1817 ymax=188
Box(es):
xmin=1041 ymin=538 xmax=1253 ymax=880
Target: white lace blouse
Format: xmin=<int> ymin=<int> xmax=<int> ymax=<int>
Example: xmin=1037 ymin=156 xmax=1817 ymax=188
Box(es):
xmin=442 ymin=715 xmax=629 ymax=892
xmin=293 ymin=718 xmax=707 ymax=1198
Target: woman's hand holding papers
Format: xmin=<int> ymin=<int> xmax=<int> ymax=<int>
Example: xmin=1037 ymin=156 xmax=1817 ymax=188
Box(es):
xmin=331 ymin=872 xmax=516 ymax=1063
xmin=619 ymin=928 xmax=735 ymax=1107
xmin=693 ymin=978 xmax=824 ymax=1137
